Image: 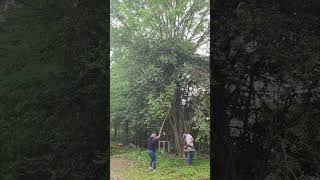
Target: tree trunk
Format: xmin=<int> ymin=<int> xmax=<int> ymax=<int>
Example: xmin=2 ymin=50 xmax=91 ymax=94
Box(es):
xmin=167 ymin=83 xmax=187 ymax=157
xmin=169 ymin=109 xmax=184 ymax=157
xmin=114 ymin=126 xmax=118 ymax=138
xmin=125 ymin=120 xmax=129 ymax=143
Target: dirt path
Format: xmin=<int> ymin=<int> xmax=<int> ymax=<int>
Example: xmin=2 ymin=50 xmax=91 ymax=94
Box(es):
xmin=110 ymin=157 xmax=135 ymax=180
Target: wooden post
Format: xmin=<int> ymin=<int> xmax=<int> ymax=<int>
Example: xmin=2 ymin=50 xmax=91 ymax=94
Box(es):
xmin=159 ymin=141 xmax=171 ymax=153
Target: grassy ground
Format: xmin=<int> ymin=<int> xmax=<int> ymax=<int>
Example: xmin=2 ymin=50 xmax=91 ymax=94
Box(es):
xmin=110 ymin=143 xmax=210 ymax=180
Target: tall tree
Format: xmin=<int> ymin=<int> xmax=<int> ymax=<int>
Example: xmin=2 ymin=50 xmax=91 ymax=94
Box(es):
xmin=111 ymin=0 xmax=209 ymax=156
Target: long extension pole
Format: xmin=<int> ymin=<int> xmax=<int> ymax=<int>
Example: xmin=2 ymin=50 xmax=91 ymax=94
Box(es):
xmin=159 ymin=105 xmax=171 ymax=135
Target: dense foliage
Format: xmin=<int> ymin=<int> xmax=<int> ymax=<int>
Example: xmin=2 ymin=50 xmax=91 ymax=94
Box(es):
xmin=0 ymin=0 xmax=108 ymax=179
xmin=212 ymin=0 xmax=320 ymax=179
xmin=111 ymin=0 xmax=210 ymax=156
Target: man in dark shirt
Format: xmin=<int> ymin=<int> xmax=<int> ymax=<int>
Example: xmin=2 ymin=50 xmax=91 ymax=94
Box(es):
xmin=147 ymin=132 xmax=160 ymax=171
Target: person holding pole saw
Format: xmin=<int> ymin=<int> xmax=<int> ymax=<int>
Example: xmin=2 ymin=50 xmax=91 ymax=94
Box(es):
xmin=146 ymin=106 xmax=170 ymax=172
xmin=147 ymin=132 xmax=160 ymax=172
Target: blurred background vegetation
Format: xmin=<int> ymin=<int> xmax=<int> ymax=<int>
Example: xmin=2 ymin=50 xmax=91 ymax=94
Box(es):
xmin=212 ymin=0 xmax=320 ymax=179
xmin=0 ymin=0 xmax=108 ymax=179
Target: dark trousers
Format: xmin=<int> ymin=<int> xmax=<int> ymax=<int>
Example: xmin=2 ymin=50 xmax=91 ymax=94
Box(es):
xmin=147 ymin=149 xmax=156 ymax=169
xmin=187 ymin=145 xmax=194 ymax=165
